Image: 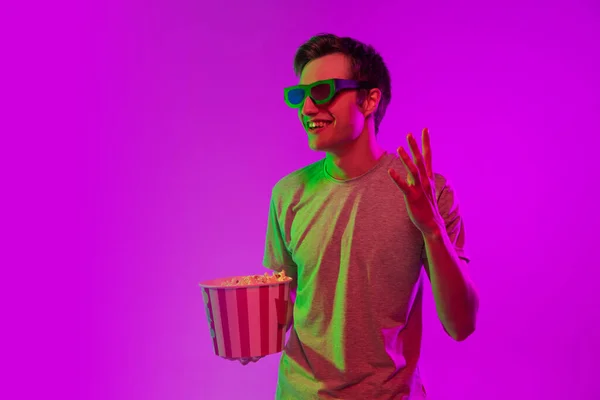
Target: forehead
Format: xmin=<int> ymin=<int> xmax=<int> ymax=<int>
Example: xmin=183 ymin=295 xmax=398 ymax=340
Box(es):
xmin=299 ymin=53 xmax=352 ymax=85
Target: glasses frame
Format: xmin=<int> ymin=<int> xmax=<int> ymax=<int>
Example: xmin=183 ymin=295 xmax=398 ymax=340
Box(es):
xmin=284 ymin=79 xmax=374 ymax=108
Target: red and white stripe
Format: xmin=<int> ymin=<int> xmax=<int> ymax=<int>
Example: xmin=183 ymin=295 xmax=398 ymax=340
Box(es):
xmin=202 ymin=282 xmax=290 ymax=358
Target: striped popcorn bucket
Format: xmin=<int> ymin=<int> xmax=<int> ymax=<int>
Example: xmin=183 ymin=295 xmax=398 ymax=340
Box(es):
xmin=198 ymin=276 xmax=292 ymax=358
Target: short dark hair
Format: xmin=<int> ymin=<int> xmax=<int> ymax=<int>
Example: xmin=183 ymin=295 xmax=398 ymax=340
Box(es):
xmin=293 ymin=33 xmax=392 ymax=134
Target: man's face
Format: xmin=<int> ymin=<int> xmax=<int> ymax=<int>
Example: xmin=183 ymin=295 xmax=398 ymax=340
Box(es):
xmin=299 ymin=53 xmax=367 ymax=152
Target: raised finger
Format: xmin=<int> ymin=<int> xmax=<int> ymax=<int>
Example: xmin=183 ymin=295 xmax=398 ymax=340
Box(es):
xmin=422 ymin=128 xmax=433 ymax=179
xmin=407 ymin=133 xmax=428 ymax=184
xmin=398 ymin=146 xmax=421 ymax=186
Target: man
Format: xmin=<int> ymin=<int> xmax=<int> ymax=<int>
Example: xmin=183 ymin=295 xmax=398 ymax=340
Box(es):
xmin=240 ymin=33 xmax=478 ymax=399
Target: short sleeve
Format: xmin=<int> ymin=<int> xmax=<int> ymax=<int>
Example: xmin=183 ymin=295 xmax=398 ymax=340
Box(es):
xmin=421 ymin=178 xmax=470 ymax=263
xmin=262 ymin=193 xmax=298 ymax=279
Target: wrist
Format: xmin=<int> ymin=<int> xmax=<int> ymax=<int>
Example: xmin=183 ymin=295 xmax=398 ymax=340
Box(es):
xmin=422 ymin=221 xmax=446 ymax=242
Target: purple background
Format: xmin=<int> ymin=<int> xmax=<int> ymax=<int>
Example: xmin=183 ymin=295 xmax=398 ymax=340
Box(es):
xmin=4 ymin=1 xmax=600 ymax=399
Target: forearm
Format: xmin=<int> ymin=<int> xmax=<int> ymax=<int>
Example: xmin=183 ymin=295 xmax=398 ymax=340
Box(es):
xmin=285 ymin=285 xmax=296 ymax=332
xmin=286 ymin=298 xmax=294 ymax=332
xmin=423 ymin=226 xmax=479 ymax=341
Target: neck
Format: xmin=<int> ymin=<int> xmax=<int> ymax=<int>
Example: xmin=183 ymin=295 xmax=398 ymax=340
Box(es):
xmin=325 ymin=129 xmax=386 ymax=180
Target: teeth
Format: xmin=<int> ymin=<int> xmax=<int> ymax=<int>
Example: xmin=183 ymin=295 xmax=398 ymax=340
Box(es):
xmin=308 ymin=121 xmax=330 ymax=129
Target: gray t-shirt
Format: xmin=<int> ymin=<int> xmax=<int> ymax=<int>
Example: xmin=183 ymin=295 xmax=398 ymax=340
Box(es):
xmin=263 ymin=152 xmax=469 ymax=399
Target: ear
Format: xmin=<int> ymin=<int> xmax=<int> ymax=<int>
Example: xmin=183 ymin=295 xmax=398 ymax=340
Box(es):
xmin=362 ymin=88 xmax=381 ymax=117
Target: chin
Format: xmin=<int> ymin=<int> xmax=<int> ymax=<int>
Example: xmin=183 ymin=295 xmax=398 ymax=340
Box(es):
xmin=308 ymin=137 xmax=335 ymax=152
xmin=309 ymin=134 xmax=355 ymax=153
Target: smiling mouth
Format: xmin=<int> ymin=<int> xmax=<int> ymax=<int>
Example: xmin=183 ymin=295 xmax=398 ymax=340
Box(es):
xmin=307 ymin=120 xmax=333 ymax=131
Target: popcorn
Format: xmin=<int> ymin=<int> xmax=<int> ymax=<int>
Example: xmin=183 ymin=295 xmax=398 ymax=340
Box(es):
xmin=220 ymin=271 xmax=291 ymax=287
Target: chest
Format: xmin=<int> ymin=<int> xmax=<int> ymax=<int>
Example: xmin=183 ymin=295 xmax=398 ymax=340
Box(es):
xmin=283 ymin=184 xmax=425 ymax=294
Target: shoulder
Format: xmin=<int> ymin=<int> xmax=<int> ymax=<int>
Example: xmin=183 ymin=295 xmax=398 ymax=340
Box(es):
xmin=270 ymin=159 xmax=324 ymax=202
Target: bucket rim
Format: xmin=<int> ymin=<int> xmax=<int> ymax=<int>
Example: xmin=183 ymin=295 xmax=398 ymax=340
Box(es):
xmin=198 ymin=275 xmax=293 ymax=290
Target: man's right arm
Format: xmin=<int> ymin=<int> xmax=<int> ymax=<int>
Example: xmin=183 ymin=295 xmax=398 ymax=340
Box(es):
xmin=263 ymin=188 xmax=298 ymax=327
xmin=233 ymin=190 xmax=297 ymax=366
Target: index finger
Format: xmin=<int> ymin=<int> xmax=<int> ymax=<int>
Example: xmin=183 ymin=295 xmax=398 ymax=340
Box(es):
xmin=422 ymin=128 xmax=433 ymax=179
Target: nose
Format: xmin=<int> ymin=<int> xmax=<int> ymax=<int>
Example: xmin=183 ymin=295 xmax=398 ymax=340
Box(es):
xmin=301 ymin=96 xmax=319 ymax=117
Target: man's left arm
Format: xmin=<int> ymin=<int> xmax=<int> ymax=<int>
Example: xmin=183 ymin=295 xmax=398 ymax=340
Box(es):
xmin=422 ymin=223 xmax=479 ymax=342
xmin=388 ymin=128 xmax=479 ymax=342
